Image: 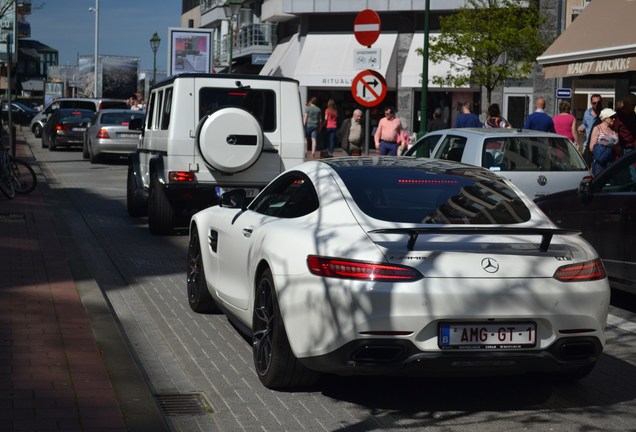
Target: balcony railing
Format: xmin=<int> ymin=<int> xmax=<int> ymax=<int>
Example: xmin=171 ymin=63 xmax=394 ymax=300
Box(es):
xmin=213 ymin=23 xmax=277 ymax=68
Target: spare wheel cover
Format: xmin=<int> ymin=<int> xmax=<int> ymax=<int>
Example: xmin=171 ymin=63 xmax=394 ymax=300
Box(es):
xmin=197 ymin=107 xmax=264 ymax=173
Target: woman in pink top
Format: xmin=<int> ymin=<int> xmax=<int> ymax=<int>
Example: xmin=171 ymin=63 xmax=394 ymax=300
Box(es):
xmin=553 ymin=100 xmax=577 ymax=148
xmin=324 ymin=99 xmax=339 ymax=156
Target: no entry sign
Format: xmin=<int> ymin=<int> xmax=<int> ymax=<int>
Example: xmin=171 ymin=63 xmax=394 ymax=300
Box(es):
xmin=354 ymin=9 xmax=381 ymax=47
xmin=351 ymin=69 xmax=387 ymax=108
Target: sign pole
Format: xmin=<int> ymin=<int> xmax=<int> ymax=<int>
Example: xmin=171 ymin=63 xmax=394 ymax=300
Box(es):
xmin=418 ymin=0 xmax=431 ymax=157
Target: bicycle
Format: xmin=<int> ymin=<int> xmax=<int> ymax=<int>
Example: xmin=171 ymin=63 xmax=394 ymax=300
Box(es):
xmin=0 ymin=144 xmax=37 ymax=199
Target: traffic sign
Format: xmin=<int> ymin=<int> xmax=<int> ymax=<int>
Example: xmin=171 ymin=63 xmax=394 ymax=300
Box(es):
xmin=351 ymin=69 xmax=387 ymax=108
xmin=556 ymin=88 xmax=572 ymax=98
xmin=354 ymin=9 xmax=381 ymax=47
xmin=353 ymin=48 xmax=381 ymax=70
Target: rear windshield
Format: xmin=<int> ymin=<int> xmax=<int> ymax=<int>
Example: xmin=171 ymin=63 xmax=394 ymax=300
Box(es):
xmin=336 ymin=165 xmax=531 ymax=224
xmin=100 ymin=111 xmax=145 ymax=125
xmin=198 ymin=88 xmax=276 ymax=132
xmin=100 ymin=101 xmax=128 ymax=110
xmin=482 ymin=136 xmax=588 ymax=171
xmin=59 ymin=101 xmax=97 ymax=111
xmin=61 ymin=111 xmax=94 ymax=123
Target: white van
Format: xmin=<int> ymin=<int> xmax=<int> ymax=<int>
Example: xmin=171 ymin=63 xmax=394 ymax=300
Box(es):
xmin=126 ymin=73 xmax=306 ymax=234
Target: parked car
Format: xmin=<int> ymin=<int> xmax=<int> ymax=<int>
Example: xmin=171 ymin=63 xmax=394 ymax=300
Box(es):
xmin=1 ymin=101 xmax=39 ymax=125
xmin=535 ymin=149 xmax=636 ymax=295
xmin=405 ymin=128 xmax=589 ymax=199
xmin=41 ymin=108 xmax=94 ymax=150
xmin=82 ymin=109 xmax=145 ymax=163
xmin=30 ymin=98 xmax=128 ymax=138
xmin=187 ymin=156 xmax=609 ymax=389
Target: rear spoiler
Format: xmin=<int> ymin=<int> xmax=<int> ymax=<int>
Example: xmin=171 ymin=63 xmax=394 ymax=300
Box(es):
xmin=369 ymin=227 xmax=581 ymax=252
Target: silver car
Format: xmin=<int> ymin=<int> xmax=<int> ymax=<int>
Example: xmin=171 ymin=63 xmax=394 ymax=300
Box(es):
xmin=83 ymin=109 xmax=145 ymax=163
xmin=405 ymin=128 xmax=589 ymax=199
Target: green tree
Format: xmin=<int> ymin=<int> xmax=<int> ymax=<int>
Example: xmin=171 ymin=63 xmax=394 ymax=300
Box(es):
xmin=419 ymin=0 xmax=548 ymax=105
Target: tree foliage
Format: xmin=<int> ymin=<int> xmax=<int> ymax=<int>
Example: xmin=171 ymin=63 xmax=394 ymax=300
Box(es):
xmin=419 ymin=0 xmax=548 ymax=104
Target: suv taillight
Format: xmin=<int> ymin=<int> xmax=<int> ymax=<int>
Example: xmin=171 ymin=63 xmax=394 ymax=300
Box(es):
xmin=168 ymin=171 xmax=196 ymax=182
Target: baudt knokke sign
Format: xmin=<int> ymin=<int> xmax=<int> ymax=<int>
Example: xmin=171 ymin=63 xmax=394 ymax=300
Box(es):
xmin=543 ymin=56 xmax=636 ymax=78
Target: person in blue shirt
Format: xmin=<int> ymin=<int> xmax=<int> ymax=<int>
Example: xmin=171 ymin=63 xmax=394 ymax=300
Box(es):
xmin=454 ymin=101 xmax=482 ymax=128
xmin=523 ymin=97 xmax=555 ymax=133
xmin=577 ymin=94 xmax=602 ymax=165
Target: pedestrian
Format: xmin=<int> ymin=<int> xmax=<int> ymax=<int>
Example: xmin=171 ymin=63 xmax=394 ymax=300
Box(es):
xmin=428 ymin=107 xmax=447 ymax=132
xmin=454 ymin=101 xmax=481 ymax=128
xmin=483 ymin=103 xmax=511 ymax=128
xmin=523 ymin=97 xmax=555 ymax=133
xmin=613 ymin=93 xmax=636 ymax=155
xmin=374 ymin=106 xmax=402 ymax=156
xmin=589 ymin=108 xmax=619 ymax=176
xmin=553 ymin=100 xmax=577 ymax=147
xmin=324 ymin=99 xmax=338 ymax=157
xmin=303 ymin=97 xmax=322 ymax=158
xmin=578 ymin=94 xmax=602 ymax=165
xmin=337 ymin=109 xmax=365 ymax=156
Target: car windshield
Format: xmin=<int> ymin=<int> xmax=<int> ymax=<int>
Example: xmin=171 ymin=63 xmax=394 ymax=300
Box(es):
xmin=100 ymin=112 xmax=145 ymax=125
xmin=483 ymin=136 xmax=588 ymax=171
xmin=335 ymin=163 xmax=531 ymax=224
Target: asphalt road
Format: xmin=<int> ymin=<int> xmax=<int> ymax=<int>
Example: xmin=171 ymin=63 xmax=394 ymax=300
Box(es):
xmin=23 ymin=128 xmax=636 ymax=432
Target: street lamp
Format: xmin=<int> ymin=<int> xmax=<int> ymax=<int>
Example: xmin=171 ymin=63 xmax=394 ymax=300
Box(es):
xmin=89 ymin=0 xmax=99 ymax=97
xmin=223 ymin=0 xmax=242 ymax=73
xmin=150 ymin=32 xmax=161 ymax=85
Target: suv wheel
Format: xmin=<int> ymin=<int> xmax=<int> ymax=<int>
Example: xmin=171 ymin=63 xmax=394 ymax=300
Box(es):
xmin=33 ymin=123 xmax=42 ymax=138
xmin=126 ymin=164 xmax=147 ymax=217
xmin=148 ymin=173 xmax=174 ymax=235
xmin=196 ymin=107 xmax=264 ymax=173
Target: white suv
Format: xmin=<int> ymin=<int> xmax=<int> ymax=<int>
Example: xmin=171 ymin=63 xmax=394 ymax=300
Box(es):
xmin=126 ymin=73 xmax=306 ymax=234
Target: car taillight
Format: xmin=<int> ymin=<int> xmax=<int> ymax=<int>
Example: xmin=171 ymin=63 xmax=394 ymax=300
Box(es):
xmin=55 ymin=124 xmax=68 ymax=131
xmin=307 ymin=256 xmax=423 ymax=282
xmin=96 ymin=129 xmax=110 ymax=139
xmin=168 ymin=171 xmax=196 ymax=182
xmin=553 ymin=259 xmax=606 ymax=282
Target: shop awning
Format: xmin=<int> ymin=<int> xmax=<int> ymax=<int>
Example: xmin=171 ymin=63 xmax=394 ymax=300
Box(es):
xmin=401 ymin=33 xmax=471 ymax=89
xmin=537 ymin=0 xmax=636 ymax=78
xmin=294 ymin=33 xmax=398 ymax=88
xmin=259 ymin=33 xmax=301 ymax=78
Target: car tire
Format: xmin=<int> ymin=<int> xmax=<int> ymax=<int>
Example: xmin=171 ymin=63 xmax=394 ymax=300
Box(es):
xmin=126 ymin=164 xmax=147 ymax=217
xmin=41 ymin=135 xmax=48 ymax=149
xmin=89 ymin=142 xmax=100 ymax=164
xmin=252 ymin=268 xmax=319 ymax=389
xmin=33 ymin=123 xmax=42 ymax=138
xmin=148 ymin=173 xmax=174 ymax=235
xmin=49 ymin=136 xmax=57 ymax=151
xmin=82 ymin=140 xmax=90 ymax=160
xmin=187 ymin=225 xmax=221 ymax=314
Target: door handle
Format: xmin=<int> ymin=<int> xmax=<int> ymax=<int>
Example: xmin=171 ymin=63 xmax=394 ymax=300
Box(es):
xmin=242 ymin=227 xmax=253 ymax=238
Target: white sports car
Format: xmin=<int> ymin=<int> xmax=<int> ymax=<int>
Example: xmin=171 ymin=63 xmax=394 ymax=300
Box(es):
xmin=187 ymin=157 xmax=610 ymax=389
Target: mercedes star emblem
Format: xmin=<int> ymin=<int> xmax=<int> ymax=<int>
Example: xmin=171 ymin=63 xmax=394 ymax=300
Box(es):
xmin=226 ymin=135 xmax=237 ymax=145
xmin=481 ymin=258 xmax=500 ymax=273
xmin=537 ymin=175 xmax=548 ymax=186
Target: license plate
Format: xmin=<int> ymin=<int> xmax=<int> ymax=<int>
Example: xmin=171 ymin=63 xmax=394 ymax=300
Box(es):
xmin=118 ymin=133 xmax=138 ymax=138
xmin=215 ymin=187 xmax=259 ymax=198
xmin=72 ymin=127 xmax=86 ymax=132
xmin=439 ymin=322 xmax=536 ymax=349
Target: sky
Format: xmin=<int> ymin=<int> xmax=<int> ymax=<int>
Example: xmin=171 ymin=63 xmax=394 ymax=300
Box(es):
xmin=26 ymin=0 xmax=182 ymax=71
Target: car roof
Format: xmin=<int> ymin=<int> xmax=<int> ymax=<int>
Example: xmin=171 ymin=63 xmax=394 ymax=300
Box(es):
xmin=424 ymin=128 xmax=567 ymax=139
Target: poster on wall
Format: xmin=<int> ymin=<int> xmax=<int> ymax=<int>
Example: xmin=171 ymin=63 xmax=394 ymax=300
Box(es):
xmin=168 ymin=27 xmax=213 ymax=76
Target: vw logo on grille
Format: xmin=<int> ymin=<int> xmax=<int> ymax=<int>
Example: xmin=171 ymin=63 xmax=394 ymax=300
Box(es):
xmin=481 ymin=258 xmax=500 ymax=273
xmin=537 ymin=175 xmax=548 ymax=186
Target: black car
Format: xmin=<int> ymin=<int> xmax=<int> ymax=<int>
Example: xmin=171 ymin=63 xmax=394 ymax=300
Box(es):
xmin=41 ymin=108 xmax=94 ymax=151
xmin=1 ymin=101 xmax=39 ymax=126
xmin=535 ymin=150 xmax=636 ymax=295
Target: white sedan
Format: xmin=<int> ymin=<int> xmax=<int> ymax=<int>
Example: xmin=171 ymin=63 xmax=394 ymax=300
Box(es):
xmin=187 ymin=157 xmax=609 ymax=389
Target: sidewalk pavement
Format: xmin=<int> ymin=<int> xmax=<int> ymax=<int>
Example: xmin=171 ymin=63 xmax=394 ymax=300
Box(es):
xmin=1 ymin=129 xmax=168 ymax=431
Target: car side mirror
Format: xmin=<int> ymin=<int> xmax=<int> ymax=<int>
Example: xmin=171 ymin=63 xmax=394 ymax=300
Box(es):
xmin=220 ymin=189 xmax=247 ymax=209
xmin=577 ymin=175 xmax=593 ymax=203
xmin=128 ymin=117 xmax=143 ymax=131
